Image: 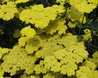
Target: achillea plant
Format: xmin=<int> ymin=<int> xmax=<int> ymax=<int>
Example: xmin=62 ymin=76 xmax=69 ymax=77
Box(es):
xmin=0 ymin=0 xmax=98 ymax=78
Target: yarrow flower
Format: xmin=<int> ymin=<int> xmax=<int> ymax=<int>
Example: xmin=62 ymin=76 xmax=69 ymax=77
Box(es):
xmin=0 ymin=2 xmax=18 ymax=20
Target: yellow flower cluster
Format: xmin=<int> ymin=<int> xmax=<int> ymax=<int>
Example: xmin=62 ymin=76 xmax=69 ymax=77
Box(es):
xmin=82 ymin=29 xmax=92 ymax=41
xmin=33 ymin=33 xmax=88 ymax=76
xmin=34 ymin=46 xmax=88 ymax=76
xmin=0 ymin=0 xmax=98 ymax=77
xmin=0 ymin=67 xmax=4 ymax=78
xmin=0 ymin=0 xmax=30 ymax=4
xmin=87 ymin=0 xmax=98 ymax=4
xmin=25 ymin=37 xmax=41 ymax=54
xmin=0 ymin=32 xmax=89 ymax=77
xmin=76 ymin=65 xmax=98 ymax=78
xmin=0 ymin=2 xmax=18 ymax=20
xmin=37 ymin=18 xmax=67 ymax=35
xmin=89 ymin=51 xmax=98 ymax=68
xmin=1 ymin=45 xmax=37 ymax=75
xmin=67 ymin=6 xmax=83 ymax=22
xmin=35 ymin=33 xmax=88 ymax=59
xmin=67 ymin=6 xmax=87 ymax=28
xmin=19 ymin=4 xmax=65 ymax=29
xmin=21 ymin=26 xmax=36 ymax=39
xmin=84 ymin=60 xmax=96 ymax=70
xmin=70 ymin=0 xmax=97 ymax=13
xmin=0 ymin=48 xmax=10 ymax=59
xmin=18 ymin=26 xmax=36 ymax=46
xmin=75 ymin=58 xmax=98 ymax=78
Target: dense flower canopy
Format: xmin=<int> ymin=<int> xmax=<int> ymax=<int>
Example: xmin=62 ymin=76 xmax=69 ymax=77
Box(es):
xmin=0 ymin=0 xmax=98 ymax=78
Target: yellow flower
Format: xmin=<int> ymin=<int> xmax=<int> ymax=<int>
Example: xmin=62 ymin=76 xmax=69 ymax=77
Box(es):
xmin=84 ymin=61 xmax=96 ymax=70
xmin=37 ymin=18 xmax=67 ymax=35
xmin=0 ymin=2 xmax=18 ymax=20
xmin=70 ymin=0 xmax=97 ymax=13
xmin=0 ymin=48 xmax=10 ymax=59
xmin=21 ymin=26 xmax=36 ymax=39
xmin=0 ymin=68 xmax=4 ymax=78
xmin=68 ymin=21 xmax=77 ymax=28
xmin=82 ymin=29 xmax=92 ymax=41
xmin=1 ymin=45 xmax=37 ymax=75
xmin=76 ymin=66 xmax=98 ymax=78
xmin=87 ymin=0 xmax=98 ymax=4
xmin=20 ymin=5 xmax=65 ymax=29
